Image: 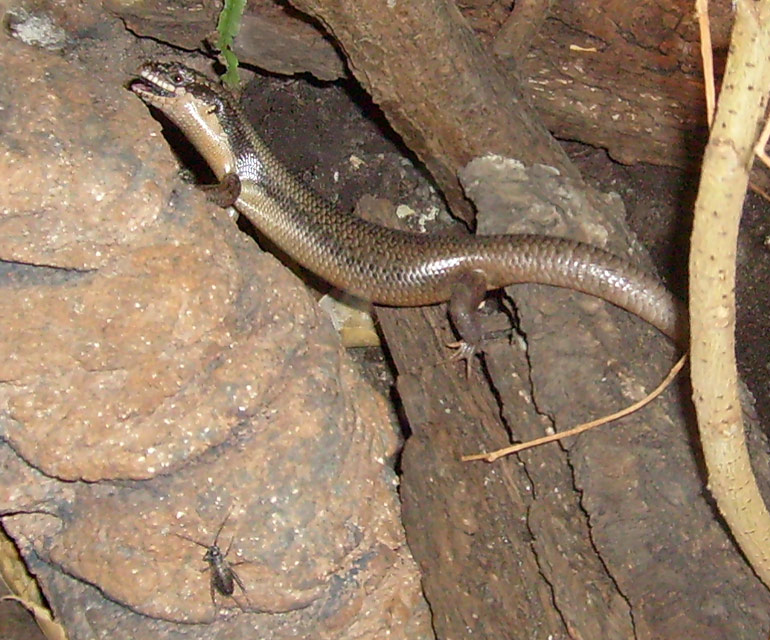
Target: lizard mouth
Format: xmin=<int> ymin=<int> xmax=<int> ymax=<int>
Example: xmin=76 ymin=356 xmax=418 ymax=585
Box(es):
xmin=130 ymin=64 xmax=182 ymax=102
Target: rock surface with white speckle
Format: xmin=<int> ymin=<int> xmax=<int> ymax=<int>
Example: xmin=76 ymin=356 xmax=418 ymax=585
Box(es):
xmin=0 ymin=8 xmax=431 ymax=639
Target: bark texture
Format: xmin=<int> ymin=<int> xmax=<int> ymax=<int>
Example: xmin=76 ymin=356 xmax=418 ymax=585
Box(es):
xmin=514 ymin=0 xmax=733 ymax=168
xmin=287 ymin=0 xmax=578 ymax=223
xmin=372 ymin=158 xmax=770 ymax=639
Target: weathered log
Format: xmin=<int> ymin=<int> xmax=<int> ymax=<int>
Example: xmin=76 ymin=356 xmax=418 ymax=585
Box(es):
xmin=287 ymin=0 xmax=578 ymax=224
xmin=371 ymin=158 xmax=770 ymax=639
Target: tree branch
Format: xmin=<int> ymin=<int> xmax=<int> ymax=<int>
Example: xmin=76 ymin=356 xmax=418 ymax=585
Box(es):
xmin=689 ymin=0 xmax=770 ymax=585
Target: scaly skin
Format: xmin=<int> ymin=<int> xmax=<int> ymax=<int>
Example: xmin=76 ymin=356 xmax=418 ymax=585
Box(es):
xmin=131 ymin=62 xmax=684 ymax=350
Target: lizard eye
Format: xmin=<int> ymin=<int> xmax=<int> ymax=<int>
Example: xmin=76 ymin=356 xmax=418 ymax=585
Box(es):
xmin=171 ymin=73 xmax=184 ymax=85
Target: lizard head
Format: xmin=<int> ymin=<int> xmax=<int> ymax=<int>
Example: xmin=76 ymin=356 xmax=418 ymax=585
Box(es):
xmin=130 ymin=61 xmax=239 ymax=178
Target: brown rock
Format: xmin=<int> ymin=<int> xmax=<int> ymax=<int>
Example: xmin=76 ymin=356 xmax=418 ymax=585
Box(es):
xmin=0 ymin=12 xmax=431 ymax=640
xmin=231 ymin=1 xmax=346 ymax=81
xmin=103 ymin=0 xmax=220 ymax=51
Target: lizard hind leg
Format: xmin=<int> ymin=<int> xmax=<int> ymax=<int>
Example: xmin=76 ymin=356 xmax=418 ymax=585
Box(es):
xmin=446 ymin=269 xmax=488 ymax=376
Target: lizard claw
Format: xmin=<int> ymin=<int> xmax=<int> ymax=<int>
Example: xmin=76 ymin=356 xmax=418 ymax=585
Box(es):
xmin=444 ymin=340 xmax=478 ymax=378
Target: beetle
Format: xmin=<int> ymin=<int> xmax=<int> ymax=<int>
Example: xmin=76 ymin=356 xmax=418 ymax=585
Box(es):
xmin=175 ymin=511 xmax=250 ymax=612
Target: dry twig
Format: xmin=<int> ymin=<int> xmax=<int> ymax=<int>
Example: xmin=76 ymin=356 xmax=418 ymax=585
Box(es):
xmin=463 ymin=353 xmax=687 ymax=463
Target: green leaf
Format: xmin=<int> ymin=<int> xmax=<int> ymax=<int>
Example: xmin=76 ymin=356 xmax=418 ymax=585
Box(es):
xmin=216 ymin=0 xmax=247 ymax=86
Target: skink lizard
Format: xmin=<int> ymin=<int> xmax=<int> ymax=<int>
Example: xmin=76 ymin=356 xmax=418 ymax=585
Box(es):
xmin=131 ymin=62 xmax=683 ymax=358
